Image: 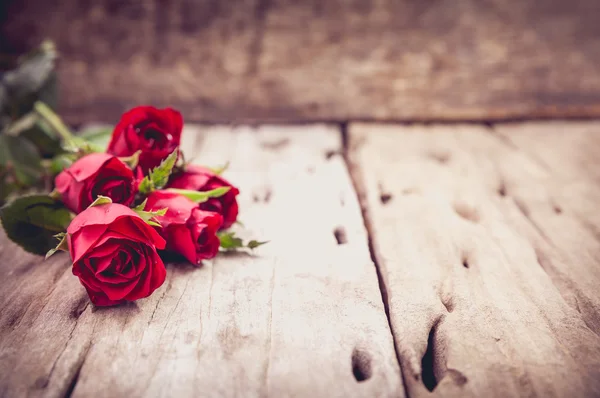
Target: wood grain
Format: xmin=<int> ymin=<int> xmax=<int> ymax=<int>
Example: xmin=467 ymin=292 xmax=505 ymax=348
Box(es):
xmin=3 ymin=0 xmax=600 ymax=123
xmin=0 ymin=125 xmax=402 ymax=397
xmin=348 ymin=122 xmax=600 ymax=397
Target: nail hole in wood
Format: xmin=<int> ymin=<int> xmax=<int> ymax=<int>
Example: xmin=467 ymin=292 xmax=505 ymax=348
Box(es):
xmin=380 ymin=193 xmax=392 ymax=204
xmin=378 ymin=182 xmax=393 ymax=205
xmin=453 ymin=203 xmax=480 ymax=223
xmin=325 ymin=149 xmax=338 ymax=160
xmin=462 ymin=253 xmax=470 ymax=269
xmin=252 ymin=188 xmax=272 ymax=203
xmin=421 ymin=325 xmax=438 ymax=391
xmin=334 ymin=227 xmax=348 ymax=245
xmin=351 ymin=348 xmax=372 ymax=382
xmin=553 ymin=205 xmax=562 ymax=214
xmin=260 ymin=137 xmax=290 ymax=150
xmin=428 ymin=152 xmax=451 ymax=164
xmin=498 ymin=182 xmax=507 ymax=197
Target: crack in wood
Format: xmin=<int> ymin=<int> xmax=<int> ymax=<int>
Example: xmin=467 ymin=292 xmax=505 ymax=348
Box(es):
xmin=62 ymin=343 xmax=91 ymax=398
xmin=208 ymin=260 xmax=216 ymax=319
xmin=262 ymin=259 xmax=276 ymax=396
xmin=342 ymin=124 xmax=410 ymax=398
xmin=484 ymin=126 xmax=551 ymax=172
xmin=147 ymin=282 xmax=169 ymax=327
xmin=510 ymin=196 xmax=556 ymax=249
xmin=37 ymin=300 xmax=91 ymax=396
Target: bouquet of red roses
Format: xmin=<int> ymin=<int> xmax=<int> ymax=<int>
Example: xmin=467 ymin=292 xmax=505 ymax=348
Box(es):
xmin=0 ymin=105 xmax=265 ymax=306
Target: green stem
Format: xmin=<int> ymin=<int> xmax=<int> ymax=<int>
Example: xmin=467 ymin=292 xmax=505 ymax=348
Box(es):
xmin=48 ymin=189 xmax=61 ymax=200
xmin=34 ymin=101 xmax=75 ymax=147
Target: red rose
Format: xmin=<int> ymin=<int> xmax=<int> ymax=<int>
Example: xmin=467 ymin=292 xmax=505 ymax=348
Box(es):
xmin=67 ymin=203 xmax=167 ymax=306
xmin=145 ymin=191 xmax=223 ymax=265
xmin=107 ymin=106 xmax=183 ymax=173
xmin=55 ymin=153 xmax=138 ymax=214
xmin=167 ymin=166 xmax=239 ymax=229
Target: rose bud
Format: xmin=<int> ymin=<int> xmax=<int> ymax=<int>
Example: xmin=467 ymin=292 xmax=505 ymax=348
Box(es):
xmin=55 ymin=153 xmax=138 ymax=214
xmin=107 ymin=106 xmax=183 ymax=173
xmin=167 ymin=166 xmax=239 ymax=229
xmin=67 ymin=203 xmax=167 ymax=306
xmin=145 ymin=191 xmax=223 ymax=265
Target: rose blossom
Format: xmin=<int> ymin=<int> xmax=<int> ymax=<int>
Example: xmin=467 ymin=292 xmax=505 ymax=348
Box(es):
xmin=67 ymin=203 xmax=167 ymax=306
xmin=167 ymin=166 xmax=239 ymax=229
xmin=145 ymin=191 xmax=223 ymax=264
xmin=55 ymin=153 xmax=138 ymax=214
xmin=107 ymin=106 xmax=183 ymax=173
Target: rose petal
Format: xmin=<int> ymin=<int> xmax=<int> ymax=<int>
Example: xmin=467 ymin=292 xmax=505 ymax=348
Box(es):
xmin=166 ymin=224 xmax=197 ymax=264
xmin=145 ymin=191 xmax=196 ymax=226
xmin=70 ymin=224 xmax=109 ymax=263
xmin=68 ymin=204 xmax=142 ymax=234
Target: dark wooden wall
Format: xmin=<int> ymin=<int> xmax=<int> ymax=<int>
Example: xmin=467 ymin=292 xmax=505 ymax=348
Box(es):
xmin=3 ymin=0 xmax=600 ymax=123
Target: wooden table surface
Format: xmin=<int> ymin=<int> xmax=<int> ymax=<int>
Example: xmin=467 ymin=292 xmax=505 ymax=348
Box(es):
xmin=1 ymin=122 xmax=600 ymax=397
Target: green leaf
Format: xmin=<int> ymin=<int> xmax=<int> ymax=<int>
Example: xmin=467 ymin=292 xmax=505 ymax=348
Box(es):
xmin=0 ymin=195 xmax=73 ymax=255
xmin=78 ymin=127 xmax=113 ymax=153
xmin=21 ymin=118 xmax=62 ymax=157
xmin=133 ymin=198 xmax=148 ymax=212
xmin=88 ymin=195 xmax=113 ymax=208
xmin=138 ymin=150 xmax=178 ymax=194
xmin=218 ymin=231 xmax=244 ymax=250
xmin=1 ymin=40 xmax=58 ymax=119
xmin=247 ymin=240 xmax=268 ymax=250
xmin=4 ymin=112 xmax=38 ymax=136
xmin=0 ymin=134 xmax=43 ymax=186
xmin=119 ymin=150 xmax=141 ymax=169
xmin=0 ymin=172 xmax=18 ymax=204
xmin=164 ymin=187 xmax=230 ymax=203
xmin=133 ymin=206 xmax=168 ymax=227
xmin=218 ymin=231 xmax=268 ymax=252
xmin=208 ymin=161 xmax=230 ymax=175
xmin=45 ymin=232 xmax=68 ymax=259
xmin=48 ymin=153 xmax=76 ymax=175
xmin=34 ymin=101 xmax=77 ymax=149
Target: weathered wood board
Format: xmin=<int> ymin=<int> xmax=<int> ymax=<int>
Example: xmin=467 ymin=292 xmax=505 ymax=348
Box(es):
xmin=348 ymin=123 xmax=600 ymax=397
xmin=0 ymin=125 xmax=401 ymax=397
xmin=1 ymin=121 xmax=600 ymax=397
xmin=3 ymin=0 xmax=600 ymax=123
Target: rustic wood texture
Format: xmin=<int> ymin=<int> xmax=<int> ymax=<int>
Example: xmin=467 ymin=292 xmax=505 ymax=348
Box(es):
xmin=2 ymin=121 xmax=600 ymax=397
xmin=348 ymin=123 xmax=600 ymax=397
xmin=3 ymin=0 xmax=600 ymax=123
xmin=0 ymin=125 xmax=402 ymax=397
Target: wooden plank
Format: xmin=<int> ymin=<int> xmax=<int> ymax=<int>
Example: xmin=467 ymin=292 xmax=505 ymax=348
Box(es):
xmin=3 ymin=0 xmax=600 ymax=123
xmin=348 ymin=122 xmax=600 ymax=397
xmin=0 ymin=125 xmax=403 ymax=397
xmin=486 ymin=122 xmax=600 ymax=333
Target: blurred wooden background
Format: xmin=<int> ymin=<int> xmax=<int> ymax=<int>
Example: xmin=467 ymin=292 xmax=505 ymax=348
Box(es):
xmin=2 ymin=0 xmax=600 ymax=123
